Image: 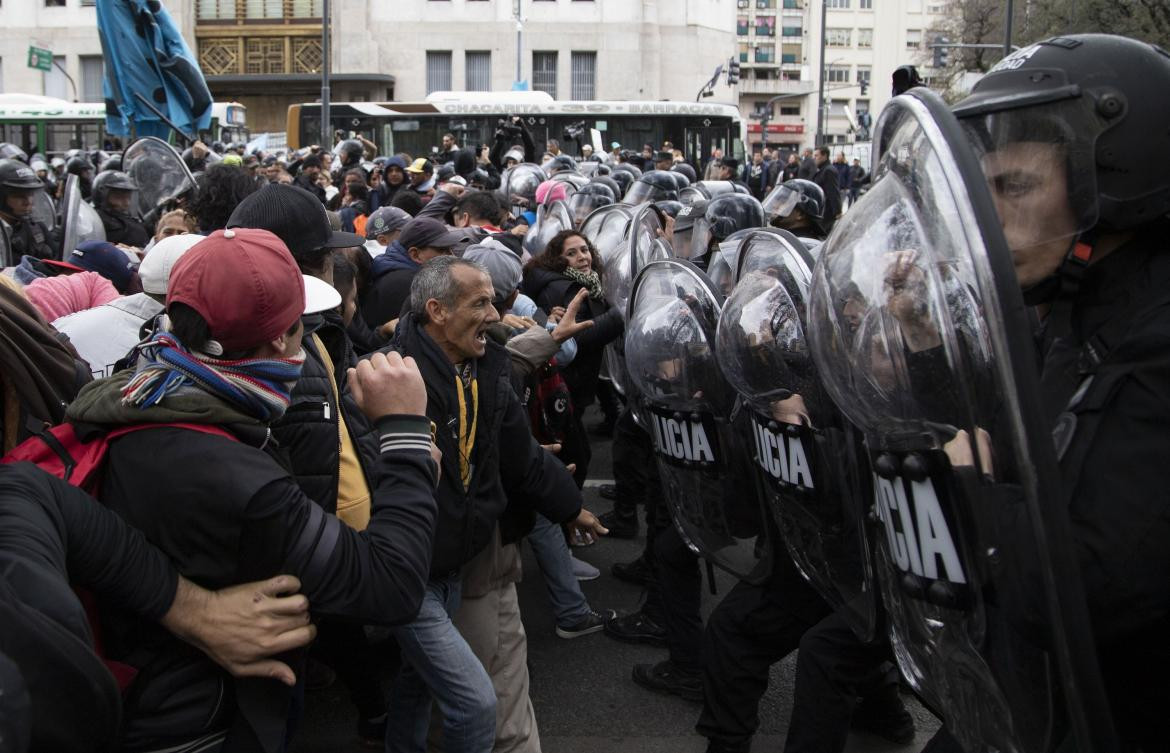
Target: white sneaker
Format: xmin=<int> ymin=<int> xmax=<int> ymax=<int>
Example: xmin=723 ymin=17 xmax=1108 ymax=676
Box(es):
xmin=571 ymin=555 xmax=600 ymax=581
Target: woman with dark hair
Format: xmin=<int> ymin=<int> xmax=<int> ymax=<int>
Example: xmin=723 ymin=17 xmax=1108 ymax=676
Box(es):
xmin=187 ymin=164 xmax=261 ymax=234
xmin=522 ymin=229 xmax=624 ymax=484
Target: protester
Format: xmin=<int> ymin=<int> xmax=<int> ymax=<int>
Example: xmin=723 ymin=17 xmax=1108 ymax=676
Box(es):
xmin=361 ymin=216 xmax=463 ymax=328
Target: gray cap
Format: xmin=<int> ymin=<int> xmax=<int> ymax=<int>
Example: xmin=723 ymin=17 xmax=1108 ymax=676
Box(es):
xmin=463 ymin=239 xmax=522 ymax=304
xmin=365 ymin=206 xmax=411 ymax=240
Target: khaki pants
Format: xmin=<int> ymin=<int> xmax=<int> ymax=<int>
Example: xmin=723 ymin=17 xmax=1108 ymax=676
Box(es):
xmin=428 ymin=582 xmax=540 ymax=753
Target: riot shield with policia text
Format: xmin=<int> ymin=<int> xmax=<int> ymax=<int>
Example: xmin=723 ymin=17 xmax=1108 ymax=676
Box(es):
xmin=806 ymin=86 xmax=1114 ymax=753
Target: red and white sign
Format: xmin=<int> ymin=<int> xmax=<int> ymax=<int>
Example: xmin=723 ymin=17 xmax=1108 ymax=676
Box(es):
xmin=747 ymin=123 xmax=805 ymax=134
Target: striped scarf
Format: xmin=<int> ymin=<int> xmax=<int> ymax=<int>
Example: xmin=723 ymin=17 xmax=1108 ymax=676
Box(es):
xmin=122 ymin=332 xmax=305 ymax=423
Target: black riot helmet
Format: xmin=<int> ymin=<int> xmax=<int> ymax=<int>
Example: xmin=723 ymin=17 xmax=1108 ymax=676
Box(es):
xmin=654 ymin=199 xmax=685 ymax=218
xmin=670 ymin=162 xmax=697 ymax=183
xmin=955 ymin=34 xmax=1170 ymax=236
xmin=624 ymin=170 xmax=680 ymax=205
xmin=66 ymin=156 xmax=94 ymax=179
xmin=892 ymin=64 xmax=923 ymax=96
xmin=609 ymin=168 xmax=635 ymax=199
xmin=547 ymin=154 xmax=579 ymax=176
xmin=677 ymin=193 xmax=765 ymax=260
xmin=0 ymin=159 xmax=45 ymax=218
xmin=100 ymin=154 xmax=123 ymax=173
xmin=0 ymin=143 xmax=28 ymax=163
xmin=590 ymin=175 xmax=623 ymax=202
xmin=91 ymin=170 xmax=139 ymax=211
xmin=667 ymin=170 xmax=691 ymax=190
xmin=762 ymin=178 xmax=826 ymax=238
xmin=337 ymin=139 xmax=364 ymax=166
xmin=613 ymin=161 xmax=643 ymax=180
xmin=567 ymin=181 xmax=617 ymax=226
xmin=211 ymin=141 xmax=226 ymax=154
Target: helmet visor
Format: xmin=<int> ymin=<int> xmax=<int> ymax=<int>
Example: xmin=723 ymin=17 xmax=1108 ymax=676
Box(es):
xmin=762 ymin=185 xmax=801 ymax=220
xmin=955 ymin=95 xmax=1106 ymax=285
xmin=623 ymin=180 xmax=665 ymax=206
xmin=568 ymin=192 xmax=613 ymax=227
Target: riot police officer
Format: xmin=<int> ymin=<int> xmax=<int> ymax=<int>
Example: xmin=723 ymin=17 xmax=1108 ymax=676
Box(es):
xmin=762 ymin=179 xmax=827 ymax=240
xmin=65 ymin=156 xmax=95 ymax=201
xmin=0 ymin=158 xmax=56 ymax=262
xmin=91 ymin=171 xmax=150 ymax=248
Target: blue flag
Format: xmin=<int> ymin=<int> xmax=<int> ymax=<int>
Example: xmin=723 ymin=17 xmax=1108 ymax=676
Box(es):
xmin=96 ymin=0 xmax=213 ymax=140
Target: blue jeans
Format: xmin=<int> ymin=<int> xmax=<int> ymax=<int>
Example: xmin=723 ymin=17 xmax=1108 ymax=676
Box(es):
xmin=384 ymin=578 xmax=496 ymax=753
xmin=527 ymin=513 xmax=591 ymax=628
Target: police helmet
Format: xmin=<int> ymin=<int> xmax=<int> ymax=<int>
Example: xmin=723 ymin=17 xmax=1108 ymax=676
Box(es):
xmin=623 ymin=170 xmax=679 ymax=205
xmin=211 ymin=141 xmax=227 ymax=154
xmin=670 ymin=162 xmax=697 ymax=183
xmin=567 ymin=181 xmax=617 ymax=226
xmin=954 ymin=33 xmax=1170 ymax=233
xmin=667 ymin=170 xmax=691 ymax=190
xmin=763 ymin=179 xmax=825 ymax=223
xmin=613 ymin=161 xmax=643 ymax=180
xmin=547 ymin=154 xmax=579 ymax=176
xmin=92 ymin=170 xmax=139 ymax=210
xmin=66 ymin=156 xmax=95 ymax=178
xmin=0 ymin=143 xmax=28 ymax=163
xmin=673 ymin=194 xmax=764 ymax=260
xmin=0 ymin=159 xmax=45 ymax=216
xmin=100 ymin=155 xmax=124 ymax=173
xmin=654 ymin=199 xmax=685 ymax=218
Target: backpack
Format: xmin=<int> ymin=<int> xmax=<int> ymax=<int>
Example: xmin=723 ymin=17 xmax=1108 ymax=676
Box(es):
xmin=1 ymin=421 xmax=237 ymax=691
xmin=523 ymin=358 xmax=574 ymax=446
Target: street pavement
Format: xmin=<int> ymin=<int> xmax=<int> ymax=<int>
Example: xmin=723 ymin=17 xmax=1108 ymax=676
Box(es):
xmin=294 ymin=407 xmax=940 ymax=753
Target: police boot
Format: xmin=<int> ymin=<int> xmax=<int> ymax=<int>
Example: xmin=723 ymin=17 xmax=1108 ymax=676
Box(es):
xmin=631 ymin=660 xmax=703 ymax=702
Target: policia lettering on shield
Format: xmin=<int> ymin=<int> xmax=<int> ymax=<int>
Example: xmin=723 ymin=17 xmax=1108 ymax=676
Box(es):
xmin=808 ymin=32 xmax=1170 ymax=753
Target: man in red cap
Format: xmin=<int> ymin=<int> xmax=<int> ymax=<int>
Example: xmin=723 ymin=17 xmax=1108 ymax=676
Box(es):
xmin=66 ymin=228 xmax=442 ymax=752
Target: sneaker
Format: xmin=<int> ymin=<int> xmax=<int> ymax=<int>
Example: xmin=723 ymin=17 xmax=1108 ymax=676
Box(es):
xmin=556 ymin=608 xmax=617 ymax=639
xmin=852 ymin=693 xmax=916 ymax=745
xmin=571 ymin=555 xmax=600 ymax=581
xmin=611 ymin=556 xmax=654 ymax=586
xmin=598 ymin=509 xmax=638 ymax=539
xmin=632 ymin=661 xmax=703 ymax=702
xmin=598 ymin=483 xmax=618 ymax=500
xmin=603 ymin=609 xmax=667 ymax=647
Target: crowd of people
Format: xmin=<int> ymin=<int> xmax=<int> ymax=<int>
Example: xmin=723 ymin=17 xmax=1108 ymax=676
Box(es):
xmin=0 ymin=31 xmax=1165 ymax=753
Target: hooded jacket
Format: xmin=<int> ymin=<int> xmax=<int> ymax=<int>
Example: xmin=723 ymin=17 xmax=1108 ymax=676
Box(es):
xmin=386 ymin=313 xmax=582 ymax=577
xmin=65 ymin=369 xmax=437 ymax=752
xmin=362 ymin=240 xmax=419 ymax=327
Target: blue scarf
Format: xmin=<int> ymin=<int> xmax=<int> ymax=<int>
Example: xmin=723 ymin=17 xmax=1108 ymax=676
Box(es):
xmin=122 ymin=332 xmax=304 ymax=423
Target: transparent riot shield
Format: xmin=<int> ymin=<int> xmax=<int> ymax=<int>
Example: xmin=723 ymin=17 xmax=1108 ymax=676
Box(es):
xmin=0 ymin=221 xmax=13 ymax=267
xmin=31 ymin=190 xmax=56 ymax=232
xmin=123 ymin=137 xmax=197 ymax=220
xmin=716 ymin=234 xmax=877 ymax=640
xmin=626 ymin=258 xmax=773 ymax=583
xmin=523 ymin=199 xmax=574 ymax=258
xmin=60 ymin=174 xmax=107 ymax=256
xmin=806 ymin=87 xmax=1113 ymax=753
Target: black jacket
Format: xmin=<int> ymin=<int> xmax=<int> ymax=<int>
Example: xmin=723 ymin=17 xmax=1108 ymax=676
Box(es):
xmin=271 ymin=312 xmax=380 ymax=515
xmin=361 ymin=264 xmax=417 ymax=328
xmin=96 ymin=207 xmax=150 ymax=248
xmin=386 ymin=314 xmax=582 ymax=577
xmin=0 ymin=463 xmax=179 ymax=753
xmin=66 ymin=373 xmax=438 ymax=751
xmin=521 ymin=267 xmax=623 ymax=409
xmin=294 ymin=173 xmax=327 ymax=205
xmin=811 ymin=163 xmax=842 ymax=228
xmin=1035 ymin=228 xmax=1170 ymax=751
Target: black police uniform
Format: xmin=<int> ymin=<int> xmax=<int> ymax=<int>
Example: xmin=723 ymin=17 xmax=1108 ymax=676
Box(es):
xmin=5 ymin=217 xmax=56 ymax=260
xmin=96 ymin=207 xmax=150 ymax=248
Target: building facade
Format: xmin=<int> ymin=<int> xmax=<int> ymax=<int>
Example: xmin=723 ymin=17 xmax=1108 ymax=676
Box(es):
xmin=736 ymin=0 xmax=948 ymax=153
xmin=0 ymin=0 xmax=737 ymax=135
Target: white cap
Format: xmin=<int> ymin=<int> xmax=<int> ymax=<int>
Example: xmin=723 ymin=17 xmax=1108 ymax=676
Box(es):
xmin=138 ymin=234 xmax=205 ymax=296
xmin=303 ymin=273 xmax=342 ymax=315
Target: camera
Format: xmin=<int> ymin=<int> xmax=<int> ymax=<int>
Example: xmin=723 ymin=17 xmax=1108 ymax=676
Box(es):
xmin=562 ymin=120 xmax=587 ymax=143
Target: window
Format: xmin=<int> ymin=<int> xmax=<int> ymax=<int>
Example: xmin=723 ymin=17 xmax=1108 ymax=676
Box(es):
xmin=783 ymin=0 xmax=802 ymax=7
xmin=781 ymin=68 xmax=802 ymax=81
xmin=244 ymin=0 xmax=282 ymax=19
xmin=571 ymin=51 xmax=596 ymax=99
xmin=856 ymin=65 xmax=871 ymax=85
xmin=737 ymin=0 xmax=749 ymax=8
xmin=425 ymin=51 xmax=452 ymax=95
xmin=753 ymin=101 xmax=773 ymax=118
xmin=859 ymin=0 xmax=871 ymax=7
xmin=197 ymin=0 xmax=237 ymax=20
xmin=737 ymin=16 xmax=749 ymax=35
xmin=826 ymin=65 xmax=849 ymax=83
xmin=906 ymin=29 xmax=922 ymax=50
xmin=81 ymin=0 xmax=96 ymax=6
xmin=826 ymin=0 xmax=850 ymax=7
xmin=288 ymin=0 xmax=322 ymax=17
xmin=825 ymin=28 xmax=851 ymax=47
xmin=80 ymin=56 xmax=104 ymax=102
xmin=780 ymin=104 xmax=800 ymax=115
xmin=857 ymin=28 xmax=873 ymax=48
xmin=755 ymin=16 xmax=775 ymax=36
xmin=757 ymin=0 xmax=775 ymax=7
xmin=533 ymin=51 xmax=557 ymax=98
xmin=739 ymin=42 xmax=751 ymax=62
xmin=754 ymin=44 xmax=775 ymax=63
xmin=465 ymin=51 xmax=491 ymax=91
xmin=927 ymin=2 xmax=946 ymax=13
xmin=855 ymin=99 xmax=870 ymax=116
xmin=44 ymin=0 xmax=66 ymax=6
xmin=829 ymin=99 xmax=849 ymax=116
xmin=781 ymin=52 xmax=797 ymax=63
xmin=781 ymin=24 xmax=802 ymax=37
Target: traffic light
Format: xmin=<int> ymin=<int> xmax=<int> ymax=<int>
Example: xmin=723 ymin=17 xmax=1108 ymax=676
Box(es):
xmin=727 ymin=59 xmax=741 ymax=86
xmin=859 ymin=79 xmax=868 ymax=95
xmin=932 ymin=36 xmax=951 ymax=67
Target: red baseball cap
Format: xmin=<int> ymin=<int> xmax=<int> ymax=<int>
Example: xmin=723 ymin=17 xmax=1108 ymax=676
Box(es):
xmin=167 ymin=228 xmax=305 ymax=352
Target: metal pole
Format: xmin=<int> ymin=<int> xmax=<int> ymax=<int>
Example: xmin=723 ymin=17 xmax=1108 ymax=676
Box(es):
xmin=515 ymin=0 xmax=523 ymax=86
xmin=1003 ymin=0 xmax=1014 ymax=56
xmin=321 ymin=0 xmax=331 ymax=148
xmin=815 ymin=0 xmax=827 ymax=148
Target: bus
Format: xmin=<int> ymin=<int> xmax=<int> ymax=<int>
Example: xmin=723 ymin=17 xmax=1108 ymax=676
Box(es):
xmin=286 ymin=91 xmax=745 ymax=171
xmin=0 ymin=94 xmax=248 ymax=156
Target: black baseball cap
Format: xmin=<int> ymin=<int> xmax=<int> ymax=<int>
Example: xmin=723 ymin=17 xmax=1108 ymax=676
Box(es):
xmin=226 ymin=183 xmax=364 ymax=258
xmin=397 ymin=217 xmax=466 ymax=251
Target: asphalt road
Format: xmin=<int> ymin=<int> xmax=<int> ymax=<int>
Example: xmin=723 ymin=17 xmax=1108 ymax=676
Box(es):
xmin=294 ymin=407 xmax=940 ymax=753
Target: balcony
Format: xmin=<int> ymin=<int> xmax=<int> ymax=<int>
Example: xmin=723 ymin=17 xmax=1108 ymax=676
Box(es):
xmin=737 ymin=78 xmax=816 ymax=96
